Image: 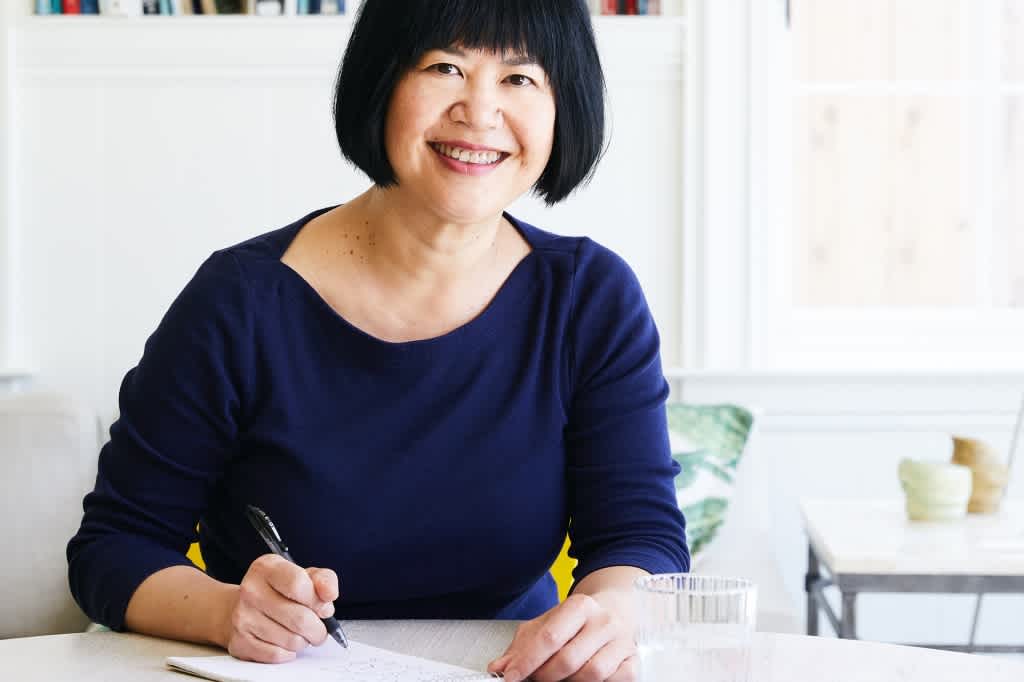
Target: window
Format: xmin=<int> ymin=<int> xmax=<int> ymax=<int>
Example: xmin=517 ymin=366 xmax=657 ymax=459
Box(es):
xmin=747 ymin=0 xmax=1024 ymax=370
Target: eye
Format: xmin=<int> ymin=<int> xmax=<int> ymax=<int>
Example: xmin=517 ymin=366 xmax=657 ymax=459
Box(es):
xmin=505 ymin=74 xmax=536 ymax=87
xmin=428 ymin=63 xmax=463 ymax=77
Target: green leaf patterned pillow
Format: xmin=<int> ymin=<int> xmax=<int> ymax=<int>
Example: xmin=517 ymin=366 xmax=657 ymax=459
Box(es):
xmin=666 ymin=404 xmax=754 ymax=564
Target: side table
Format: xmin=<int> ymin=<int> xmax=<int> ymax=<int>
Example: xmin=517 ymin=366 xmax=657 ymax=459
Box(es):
xmin=801 ymin=498 xmax=1024 ymax=653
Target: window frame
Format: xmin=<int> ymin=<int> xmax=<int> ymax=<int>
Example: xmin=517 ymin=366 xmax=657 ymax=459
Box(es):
xmin=739 ymin=0 xmax=1024 ymax=371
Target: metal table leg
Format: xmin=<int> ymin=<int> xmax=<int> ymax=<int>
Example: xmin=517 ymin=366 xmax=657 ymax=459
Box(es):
xmin=840 ymin=592 xmax=857 ymax=639
xmin=806 ymin=543 xmax=820 ymax=636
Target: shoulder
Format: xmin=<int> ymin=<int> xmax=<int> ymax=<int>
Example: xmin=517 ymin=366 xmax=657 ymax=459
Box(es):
xmin=167 ymin=208 xmax=330 ymax=323
xmin=185 ymin=206 xmax=336 ymax=301
xmin=221 ymin=207 xmax=333 ymax=270
xmin=505 ymin=212 xmax=639 ymax=293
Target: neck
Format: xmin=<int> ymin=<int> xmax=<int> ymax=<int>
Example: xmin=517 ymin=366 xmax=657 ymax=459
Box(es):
xmin=347 ymin=187 xmax=504 ymax=288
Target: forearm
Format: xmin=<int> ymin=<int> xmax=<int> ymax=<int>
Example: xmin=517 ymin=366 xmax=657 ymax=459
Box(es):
xmin=124 ymin=565 xmax=239 ymax=648
xmin=574 ymin=564 xmax=647 ymax=596
xmin=572 ymin=565 xmax=648 ymax=626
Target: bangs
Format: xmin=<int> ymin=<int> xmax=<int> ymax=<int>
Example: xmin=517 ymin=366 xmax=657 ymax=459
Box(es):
xmin=390 ymin=0 xmax=568 ymax=80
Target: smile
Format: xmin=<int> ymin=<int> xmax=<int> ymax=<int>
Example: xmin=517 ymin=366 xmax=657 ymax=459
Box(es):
xmin=429 ymin=142 xmax=506 ymax=166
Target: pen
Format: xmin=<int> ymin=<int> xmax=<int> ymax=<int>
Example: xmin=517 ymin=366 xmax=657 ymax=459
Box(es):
xmin=244 ymin=504 xmax=349 ymax=648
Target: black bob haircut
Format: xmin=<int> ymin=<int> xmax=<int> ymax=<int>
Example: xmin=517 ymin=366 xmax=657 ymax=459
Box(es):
xmin=333 ymin=0 xmax=606 ymax=206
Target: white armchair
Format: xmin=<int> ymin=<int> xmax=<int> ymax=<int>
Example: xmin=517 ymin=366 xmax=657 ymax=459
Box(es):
xmin=695 ymin=423 xmax=802 ymax=634
xmin=0 ymin=391 xmax=99 ymax=638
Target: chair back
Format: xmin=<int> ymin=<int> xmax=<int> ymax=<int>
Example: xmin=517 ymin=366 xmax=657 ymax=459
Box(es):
xmin=0 ymin=391 xmax=98 ymax=637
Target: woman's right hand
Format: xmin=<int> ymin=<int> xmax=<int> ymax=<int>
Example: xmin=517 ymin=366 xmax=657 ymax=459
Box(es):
xmin=222 ymin=554 xmax=340 ymax=663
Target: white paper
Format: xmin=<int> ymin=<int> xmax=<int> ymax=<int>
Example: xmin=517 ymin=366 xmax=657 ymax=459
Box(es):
xmin=166 ymin=639 xmax=497 ymax=682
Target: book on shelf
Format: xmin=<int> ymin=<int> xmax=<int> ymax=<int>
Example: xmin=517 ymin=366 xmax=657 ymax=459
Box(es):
xmin=97 ymin=0 xmax=142 ymax=14
xmin=29 ymin=0 xmax=358 ymax=16
xmin=595 ymin=0 xmax=661 ymax=14
xmin=254 ymin=0 xmax=281 ymax=15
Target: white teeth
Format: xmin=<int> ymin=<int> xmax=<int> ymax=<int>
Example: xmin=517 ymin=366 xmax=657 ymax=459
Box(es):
xmin=432 ymin=143 xmax=501 ymax=165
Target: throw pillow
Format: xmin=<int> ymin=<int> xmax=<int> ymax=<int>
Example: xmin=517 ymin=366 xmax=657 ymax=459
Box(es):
xmin=666 ymin=403 xmax=754 ymax=566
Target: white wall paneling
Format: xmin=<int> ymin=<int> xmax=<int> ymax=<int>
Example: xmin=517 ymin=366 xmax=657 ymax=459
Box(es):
xmin=692 ymin=0 xmax=753 ymax=369
xmin=11 ymin=15 xmax=686 ymax=416
xmin=0 ymin=4 xmax=16 ymax=373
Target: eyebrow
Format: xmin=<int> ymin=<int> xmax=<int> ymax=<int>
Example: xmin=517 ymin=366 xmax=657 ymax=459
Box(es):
xmin=439 ymin=46 xmax=538 ymax=68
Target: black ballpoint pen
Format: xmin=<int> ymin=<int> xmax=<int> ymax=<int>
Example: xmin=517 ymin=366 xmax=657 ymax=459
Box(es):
xmin=245 ymin=504 xmax=349 ymax=648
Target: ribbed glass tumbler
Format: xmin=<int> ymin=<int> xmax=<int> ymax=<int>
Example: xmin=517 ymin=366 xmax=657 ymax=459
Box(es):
xmin=634 ymin=574 xmax=757 ymax=682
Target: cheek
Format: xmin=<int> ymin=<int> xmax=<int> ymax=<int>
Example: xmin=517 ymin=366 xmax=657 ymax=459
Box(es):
xmin=384 ymin=83 xmax=434 ymax=153
xmin=526 ymin=114 xmax=556 ymax=166
xmin=529 ymin=99 xmax=557 ymax=158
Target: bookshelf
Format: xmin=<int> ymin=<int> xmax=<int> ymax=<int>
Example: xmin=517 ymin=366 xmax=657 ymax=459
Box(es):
xmin=12 ymin=15 xmax=684 ymax=78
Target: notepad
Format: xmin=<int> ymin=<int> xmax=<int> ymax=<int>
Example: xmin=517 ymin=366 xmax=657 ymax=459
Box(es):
xmin=166 ymin=639 xmax=502 ymax=681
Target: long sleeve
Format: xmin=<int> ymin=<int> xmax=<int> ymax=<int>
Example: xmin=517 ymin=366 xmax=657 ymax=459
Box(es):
xmin=564 ymin=241 xmax=689 ymax=583
xmin=67 ymin=250 xmax=254 ymax=629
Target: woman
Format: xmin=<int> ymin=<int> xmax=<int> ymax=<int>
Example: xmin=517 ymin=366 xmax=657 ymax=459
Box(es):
xmin=67 ymin=1 xmax=688 ymax=680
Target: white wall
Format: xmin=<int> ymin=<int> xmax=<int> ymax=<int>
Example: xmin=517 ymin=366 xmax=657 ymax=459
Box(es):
xmin=0 ymin=3 xmax=17 ymax=372
xmin=7 ymin=16 xmax=685 ymax=415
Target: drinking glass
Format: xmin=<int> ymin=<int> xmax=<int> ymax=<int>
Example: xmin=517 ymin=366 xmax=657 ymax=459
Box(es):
xmin=634 ymin=574 xmax=757 ymax=682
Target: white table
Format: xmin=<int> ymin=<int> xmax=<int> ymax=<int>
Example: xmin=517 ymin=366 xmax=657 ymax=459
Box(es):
xmin=802 ymin=499 xmax=1024 ymax=652
xmin=1 ymin=620 xmax=1022 ymax=681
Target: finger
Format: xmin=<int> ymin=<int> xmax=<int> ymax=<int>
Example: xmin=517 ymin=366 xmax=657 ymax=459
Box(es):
xmin=487 ymin=652 xmax=512 ymax=674
xmin=269 ymin=602 xmax=329 ymax=647
xmin=265 ymin=560 xmax=319 ymax=608
xmin=567 ymin=639 xmax=637 ymax=682
xmin=606 ymin=654 xmax=639 ymax=682
xmin=246 ymin=610 xmax=315 ymax=654
xmin=240 ymin=571 xmax=330 ymax=644
xmin=307 ymin=567 xmax=340 ymax=607
xmin=532 ymin=611 xmax=618 ymax=681
xmin=503 ymin=602 xmax=592 ymax=682
xmin=227 ymin=631 xmax=298 ymax=664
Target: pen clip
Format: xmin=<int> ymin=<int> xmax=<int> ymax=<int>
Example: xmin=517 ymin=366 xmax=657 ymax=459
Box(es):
xmin=246 ymin=504 xmax=290 ymax=555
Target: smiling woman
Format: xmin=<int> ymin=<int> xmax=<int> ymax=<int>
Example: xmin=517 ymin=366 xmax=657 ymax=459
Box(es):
xmin=67 ymin=2 xmax=688 ymax=681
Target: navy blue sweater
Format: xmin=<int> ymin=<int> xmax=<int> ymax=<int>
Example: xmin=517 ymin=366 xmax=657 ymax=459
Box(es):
xmin=67 ymin=208 xmax=689 ymax=630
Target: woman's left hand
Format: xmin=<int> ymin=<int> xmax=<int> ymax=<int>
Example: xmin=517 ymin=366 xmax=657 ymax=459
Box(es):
xmin=487 ymin=591 xmax=638 ymax=682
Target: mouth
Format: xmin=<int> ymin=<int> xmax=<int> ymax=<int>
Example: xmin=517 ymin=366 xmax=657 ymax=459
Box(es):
xmin=429 ymin=142 xmax=508 ymax=167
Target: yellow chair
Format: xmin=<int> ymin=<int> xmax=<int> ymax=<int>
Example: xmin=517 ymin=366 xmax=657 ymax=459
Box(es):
xmin=189 ymin=538 xmax=577 ymax=601
xmin=550 ymin=535 xmax=577 ymax=601
xmin=186 ymin=541 xmax=205 ymax=570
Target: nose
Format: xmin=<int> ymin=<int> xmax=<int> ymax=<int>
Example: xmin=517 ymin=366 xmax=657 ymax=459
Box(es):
xmin=449 ymin=82 xmax=503 ymax=130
